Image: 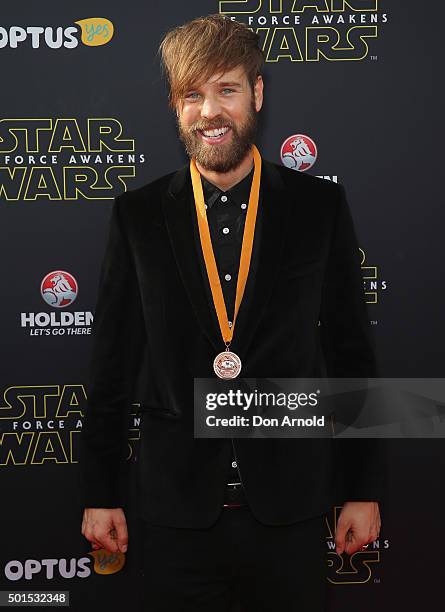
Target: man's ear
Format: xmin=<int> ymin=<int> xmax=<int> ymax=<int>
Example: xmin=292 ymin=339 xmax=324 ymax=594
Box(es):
xmin=254 ymin=75 xmax=264 ymax=112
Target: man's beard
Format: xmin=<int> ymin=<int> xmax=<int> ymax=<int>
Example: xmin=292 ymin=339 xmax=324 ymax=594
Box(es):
xmin=176 ymin=100 xmax=258 ymax=173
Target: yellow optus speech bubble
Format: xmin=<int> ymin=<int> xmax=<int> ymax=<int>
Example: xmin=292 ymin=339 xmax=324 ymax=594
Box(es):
xmin=75 ymin=18 xmax=114 ymax=47
xmin=88 ymin=549 xmax=126 ymax=574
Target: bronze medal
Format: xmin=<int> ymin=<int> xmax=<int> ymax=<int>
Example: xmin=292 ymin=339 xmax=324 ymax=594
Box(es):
xmin=213 ymin=350 xmax=242 ymax=379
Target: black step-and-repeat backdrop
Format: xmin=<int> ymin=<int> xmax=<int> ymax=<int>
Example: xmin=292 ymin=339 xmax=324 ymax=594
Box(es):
xmin=1 ymin=2 xmax=443 ymax=610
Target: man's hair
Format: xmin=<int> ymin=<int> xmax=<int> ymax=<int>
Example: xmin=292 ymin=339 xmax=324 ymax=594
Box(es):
xmin=158 ymin=14 xmax=264 ymax=110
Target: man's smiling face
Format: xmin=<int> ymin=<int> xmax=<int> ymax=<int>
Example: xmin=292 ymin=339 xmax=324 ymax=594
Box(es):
xmin=176 ymin=65 xmax=263 ymax=173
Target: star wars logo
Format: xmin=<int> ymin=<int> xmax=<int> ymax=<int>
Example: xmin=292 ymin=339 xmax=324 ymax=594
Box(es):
xmin=220 ymin=0 xmax=388 ymax=62
xmin=0 ymin=385 xmax=140 ymax=467
xmin=360 ymin=248 xmax=387 ymax=304
xmin=325 ymin=506 xmax=390 ymax=584
xmin=0 ymin=118 xmax=145 ymax=201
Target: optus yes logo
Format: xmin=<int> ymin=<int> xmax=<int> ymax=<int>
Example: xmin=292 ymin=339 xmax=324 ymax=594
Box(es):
xmin=75 ymin=18 xmax=114 ymax=46
xmin=0 ymin=17 xmax=114 ymax=49
xmin=4 ymin=552 xmax=125 ymax=581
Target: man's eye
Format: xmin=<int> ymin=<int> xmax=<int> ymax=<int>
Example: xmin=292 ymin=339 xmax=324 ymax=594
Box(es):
xmin=222 ymin=88 xmax=234 ymax=94
xmin=185 ymin=92 xmax=200 ymax=100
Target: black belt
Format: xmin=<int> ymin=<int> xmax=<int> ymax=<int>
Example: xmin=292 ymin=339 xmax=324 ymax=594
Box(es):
xmin=223 ymin=483 xmax=248 ymax=508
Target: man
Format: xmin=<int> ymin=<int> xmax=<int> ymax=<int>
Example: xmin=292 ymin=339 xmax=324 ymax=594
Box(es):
xmin=80 ymin=13 xmax=383 ymax=612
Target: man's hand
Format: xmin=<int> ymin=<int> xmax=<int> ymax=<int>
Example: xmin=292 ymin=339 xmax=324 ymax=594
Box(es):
xmin=81 ymin=508 xmax=128 ymax=554
xmin=335 ymin=501 xmax=381 ymax=556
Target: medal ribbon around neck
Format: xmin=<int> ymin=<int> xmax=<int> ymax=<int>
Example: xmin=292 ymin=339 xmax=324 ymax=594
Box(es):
xmin=190 ymin=144 xmax=262 ymax=349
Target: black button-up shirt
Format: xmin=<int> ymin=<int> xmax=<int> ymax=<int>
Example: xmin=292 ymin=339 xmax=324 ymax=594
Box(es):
xmin=201 ymin=166 xmax=254 ymax=323
xmin=201 ymin=165 xmax=255 ymax=488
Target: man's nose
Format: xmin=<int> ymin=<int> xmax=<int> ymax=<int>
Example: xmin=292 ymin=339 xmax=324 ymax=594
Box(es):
xmin=200 ymin=96 xmax=222 ymax=120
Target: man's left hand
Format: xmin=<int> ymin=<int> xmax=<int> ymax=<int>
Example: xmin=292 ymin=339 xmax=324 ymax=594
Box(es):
xmin=335 ymin=501 xmax=381 ymax=556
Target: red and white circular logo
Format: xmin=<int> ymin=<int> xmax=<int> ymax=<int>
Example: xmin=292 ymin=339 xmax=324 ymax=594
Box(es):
xmin=41 ymin=270 xmax=78 ymax=308
xmin=280 ymin=134 xmax=318 ymax=172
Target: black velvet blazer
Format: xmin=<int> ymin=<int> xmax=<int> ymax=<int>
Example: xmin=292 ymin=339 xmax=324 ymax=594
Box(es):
xmin=79 ymin=156 xmax=385 ymax=528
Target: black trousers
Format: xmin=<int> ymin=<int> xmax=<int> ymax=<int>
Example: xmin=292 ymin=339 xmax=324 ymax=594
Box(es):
xmin=139 ymin=505 xmax=327 ymax=612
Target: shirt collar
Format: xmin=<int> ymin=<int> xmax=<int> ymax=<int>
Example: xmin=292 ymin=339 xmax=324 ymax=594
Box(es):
xmin=200 ymin=165 xmax=254 ymax=210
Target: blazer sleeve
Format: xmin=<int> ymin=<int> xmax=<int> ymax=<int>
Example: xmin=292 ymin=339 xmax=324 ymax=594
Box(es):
xmin=78 ymin=193 xmax=146 ymax=508
xmin=319 ymin=183 xmax=386 ymax=504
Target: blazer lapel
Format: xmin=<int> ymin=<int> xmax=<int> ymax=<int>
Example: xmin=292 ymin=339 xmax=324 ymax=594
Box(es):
xmin=162 ymin=157 xmax=290 ymax=360
xmin=231 ymin=159 xmax=289 ymax=359
xmin=162 ymin=164 xmax=222 ymax=352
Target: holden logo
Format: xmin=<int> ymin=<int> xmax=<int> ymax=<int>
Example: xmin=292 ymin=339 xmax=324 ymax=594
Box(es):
xmin=40 ymin=270 xmax=78 ymax=308
xmin=280 ymin=134 xmax=317 ymax=172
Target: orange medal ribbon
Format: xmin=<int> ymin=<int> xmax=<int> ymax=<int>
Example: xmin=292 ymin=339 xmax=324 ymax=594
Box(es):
xmin=190 ymin=144 xmax=262 ymax=378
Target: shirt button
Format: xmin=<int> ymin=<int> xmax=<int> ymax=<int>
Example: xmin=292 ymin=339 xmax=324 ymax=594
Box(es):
xmin=221 ymin=195 xmax=228 ymax=202
xmin=228 ymin=321 xmax=232 ymax=327
xmin=224 ymin=274 xmax=231 ymax=281
xmin=232 ymin=461 xmax=237 ymax=468
xmin=241 ymin=203 xmax=247 ymax=209
xmin=222 ymin=227 xmax=230 ymax=234
xmin=204 ymin=204 xmax=208 ymax=209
